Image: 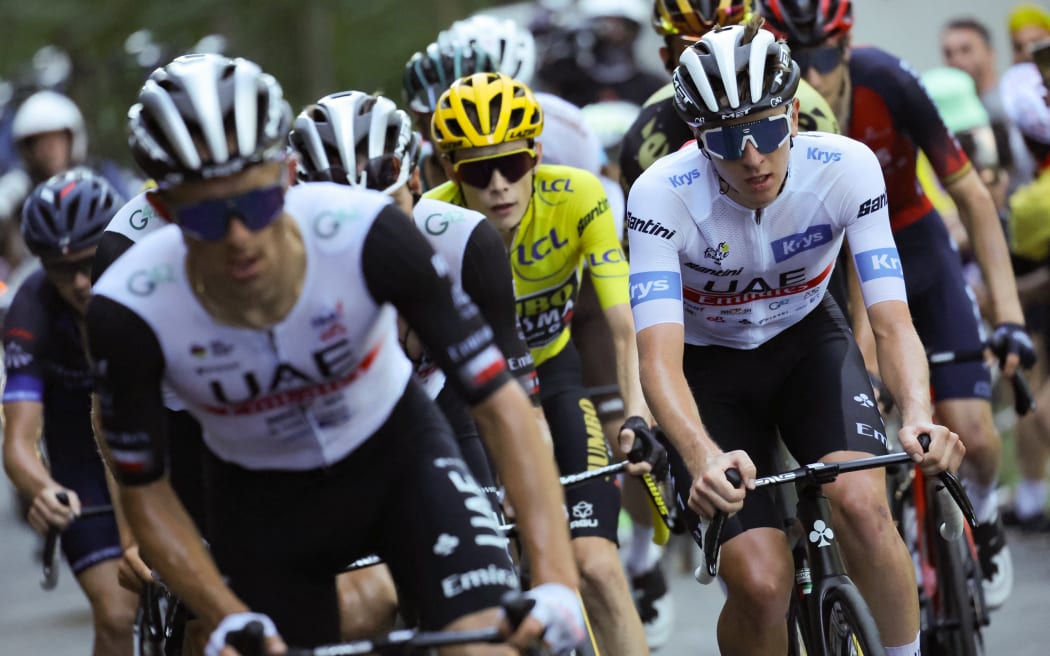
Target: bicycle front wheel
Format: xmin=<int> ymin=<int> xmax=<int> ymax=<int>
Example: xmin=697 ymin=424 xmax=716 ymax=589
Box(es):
xmin=821 ymin=584 xmax=885 ymax=656
xmin=928 ymin=529 xmax=985 ymax=656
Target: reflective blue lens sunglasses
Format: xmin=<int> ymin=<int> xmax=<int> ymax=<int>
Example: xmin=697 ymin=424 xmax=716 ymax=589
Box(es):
xmin=699 ymin=109 xmax=793 ymax=161
xmin=174 ymin=184 xmax=286 ymax=241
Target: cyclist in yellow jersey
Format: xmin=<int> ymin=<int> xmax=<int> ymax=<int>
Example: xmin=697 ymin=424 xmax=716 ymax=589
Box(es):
xmin=425 ymin=71 xmax=654 ymax=656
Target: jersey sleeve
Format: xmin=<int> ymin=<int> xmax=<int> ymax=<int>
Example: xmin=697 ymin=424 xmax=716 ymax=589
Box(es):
xmin=362 ymin=205 xmax=512 ymax=405
xmin=461 ymin=219 xmax=540 ymax=402
xmin=625 ymin=173 xmax=686 ymax=332
xmin=837 ymin=143 xmax=909 ymax=308
xmin=2 ymin=277 xmax=48 ymax=403
xmin=85 ymin=295 xmax=170 ymax=485
xmin=91 ymin=231 xmax=136 ymax=285
xmin=871 ymin=51 xmax=971 ymax=185
xmin=574 ymin=171 xmax=630 ymax=310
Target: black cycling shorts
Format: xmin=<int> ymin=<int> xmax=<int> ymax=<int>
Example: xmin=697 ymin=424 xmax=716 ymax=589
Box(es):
xmin=666 ymin=295 xmax=889 ymax=545
xmin=538 ymin=342 xmax=621 ymax=542
xmin=896 ymin=212 xmax=991 ymax=401
xmin=204 ymin=381 xmax=517 ymax=647
xmin=43 ymin=410 xmax=121 ymax=575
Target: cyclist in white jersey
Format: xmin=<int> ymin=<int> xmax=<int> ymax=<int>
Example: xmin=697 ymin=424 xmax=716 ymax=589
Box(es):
xmin=627 ymin=22 xmax=965 ymax=655
xmin=86 ymin=53 xmax=584 ymax=655
xmin=288 ymin=89 xmax=542 ymax=640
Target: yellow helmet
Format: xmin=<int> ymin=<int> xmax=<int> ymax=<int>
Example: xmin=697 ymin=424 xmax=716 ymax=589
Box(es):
xmin=653 ymin=0 xmax=752 ymax=37
xmin=431 ymin=72 xmax=543 ymax=152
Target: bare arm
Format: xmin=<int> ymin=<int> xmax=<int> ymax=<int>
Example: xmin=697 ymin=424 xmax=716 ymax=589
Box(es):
xmin=636 ymin=323 xmax=754 ymax=517
xmin=868 ymin=300 xmax=964 ymax=473
xmin=471 ymin=381 xmax=577 ymax=591
xmin=605 ymin=303 xmax=651 ymax=425
xmin=2 ymin=401 xmax=49 ymax=497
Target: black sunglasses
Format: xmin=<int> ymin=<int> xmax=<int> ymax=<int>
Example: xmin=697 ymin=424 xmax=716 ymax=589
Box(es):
xmin=43 ymin=256 xmax=93 ymax=282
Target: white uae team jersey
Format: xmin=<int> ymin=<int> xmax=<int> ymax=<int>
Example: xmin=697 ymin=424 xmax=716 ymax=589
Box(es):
xmin=627 ymin=132 xmax=907 ymax=349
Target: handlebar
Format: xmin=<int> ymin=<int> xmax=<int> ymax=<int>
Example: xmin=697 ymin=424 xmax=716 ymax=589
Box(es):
xmin=228 ymin=594 xmax=537 ymax=655
xmin=695 ymin=434 xmax=976 ymax=585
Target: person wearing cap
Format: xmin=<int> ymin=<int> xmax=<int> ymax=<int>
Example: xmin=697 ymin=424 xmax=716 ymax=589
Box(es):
xmin=1009 ymin=2 xmax=1050 ymax=64
xmin=999 ymin=61 xmax=1050 ymax=534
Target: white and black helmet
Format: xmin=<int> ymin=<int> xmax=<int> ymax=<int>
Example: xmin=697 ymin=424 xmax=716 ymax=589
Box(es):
xmin=439 ymin=14 xmax=537 ymax=86
xmin=127 ymin=53 xmax=292 ymax=186
xmin=672 ymin=24 xmax=800 ymax=127
xmin=288 ymin=91 xmax=420 ymax=195
xmin=12 ymin=90 xmax=88 ymax=163
xmin=402 ymin=41 xmax=496 ymax=115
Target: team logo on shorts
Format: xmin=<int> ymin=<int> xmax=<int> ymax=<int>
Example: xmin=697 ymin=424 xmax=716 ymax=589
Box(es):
xmin=433 ymin=533 xmax=460 ymax=557
xmin=853 ymin=393 xmax=875 ymax=408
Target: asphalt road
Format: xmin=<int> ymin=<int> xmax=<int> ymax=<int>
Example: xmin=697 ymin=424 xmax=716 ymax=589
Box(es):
xmin=2 ymin=478 xmax=1048 ymax=654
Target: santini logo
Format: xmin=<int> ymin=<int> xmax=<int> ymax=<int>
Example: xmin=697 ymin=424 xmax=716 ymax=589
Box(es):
xmin=627 ymin=213 xmax=677 ymax=239
xmin=629 ymin=271 xmax=681 ymax=306
xmin=668 ymin=169 xmax=701 ymax=188
xmin=806 ymin=147 xmax=841 ymax=164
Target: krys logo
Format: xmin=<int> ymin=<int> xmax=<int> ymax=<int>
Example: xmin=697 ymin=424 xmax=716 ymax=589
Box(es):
xmin=770 ymin=224 xmax=832 ymax=263
xmin=806 ymin=147 xmax=841 ymax=164
xmin=629 ymin=271 xmax=681 ymax=306
xmin=854 ymin=247 xmax=903 ymax=282
xmin=313 ymin=209 xmax=360 ymax=238
xmin=668 ymin=169 xmax=701 ymax=188
xmin=127 ymin=264 xmax=176 ymax=296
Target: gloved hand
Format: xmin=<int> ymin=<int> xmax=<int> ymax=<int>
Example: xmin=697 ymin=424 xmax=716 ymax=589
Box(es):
xmin=523 ymin=582 xmax=587 ymax=655
xmin=990 ymin=323 xmax=1036 ymax=370
xmin=205 ymin=612 xmax=279 ymax=656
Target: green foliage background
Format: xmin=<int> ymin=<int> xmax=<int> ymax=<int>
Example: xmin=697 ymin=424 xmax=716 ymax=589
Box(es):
xmin=0 ymin=0 xmax=509 ymax=168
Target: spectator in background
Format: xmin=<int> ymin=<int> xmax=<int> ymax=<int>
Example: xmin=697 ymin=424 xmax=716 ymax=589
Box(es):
xmin=942 ymin=17 xmax=1035 ymax=197
xmin=1009 ymin=3 xmax=1050 ymax=63
xmin=1000 ymin=61 xmax=1050 ymax=532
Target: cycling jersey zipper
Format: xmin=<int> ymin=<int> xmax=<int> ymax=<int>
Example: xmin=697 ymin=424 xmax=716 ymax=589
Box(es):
xmin=266 ymin=329 xmax=328 ymax=463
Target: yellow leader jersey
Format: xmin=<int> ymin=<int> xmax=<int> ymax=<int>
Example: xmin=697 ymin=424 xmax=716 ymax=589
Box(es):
xmin=425 ymin=164 xmax=629 ymax=366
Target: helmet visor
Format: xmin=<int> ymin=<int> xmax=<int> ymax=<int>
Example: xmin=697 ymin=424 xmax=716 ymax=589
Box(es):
xmin=699 ymin=111 xmax=792 ymax=160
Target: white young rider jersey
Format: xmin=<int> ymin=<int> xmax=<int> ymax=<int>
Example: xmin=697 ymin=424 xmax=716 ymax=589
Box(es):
xmin=627 ymin=132 xmax=907 ymax=349
xmin=410 ymin=198 xmax=486 ymax=397
xmin=89 ymin=182 xmax=510 ymax=478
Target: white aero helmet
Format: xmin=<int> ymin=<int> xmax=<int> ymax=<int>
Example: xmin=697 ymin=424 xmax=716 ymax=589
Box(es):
xmin=12 ymin=90 xmax=88 ymax=163
xmin=127 ymin=53 xmax=291 ymax=186
xmin=440 ymin=14 xmax=537 ymax=86
xmin=673 ymin=23 xmax=800 ymax=127
xmin=288 ymin=91 xmax=420 ymax=195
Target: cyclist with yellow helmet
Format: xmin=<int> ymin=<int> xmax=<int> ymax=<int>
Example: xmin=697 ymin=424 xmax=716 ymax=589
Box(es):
xmin=619 ymin=0 xmax=840 ymax=192
xmin=425 ymin=71 xmax=654 ymax=656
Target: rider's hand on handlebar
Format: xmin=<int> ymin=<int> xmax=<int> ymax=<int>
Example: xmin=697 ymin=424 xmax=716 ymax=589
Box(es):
xmin=898 ymin=423 xmax=964 ymax=476
xmin=117 ymin=543 xmax=155 ymax=594
xmin=28 ymin=486 xmax=79 ymax=535
xmin=504 ymin=582 xmax=586 ymax=655
xmin=688 ymin=450 xmax=756 ymax=520
xmin=989 ymin=322 xmax=1036 ymax=378
xmin=620 ymin=416 xmax=667 ymax=478
xmin=209 ymin=613 xmax=287 ymax=656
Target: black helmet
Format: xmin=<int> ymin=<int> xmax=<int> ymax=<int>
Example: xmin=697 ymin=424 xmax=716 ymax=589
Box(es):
xmin=127 ymin=53 xmax=291 ymax=186
xmin=22 ymin=168 xmax=125 ymax=257
xmin=757 ymin=0 xmax=853 ymax=48
xmin=673 ymin=23 xmax=801 ymax=127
